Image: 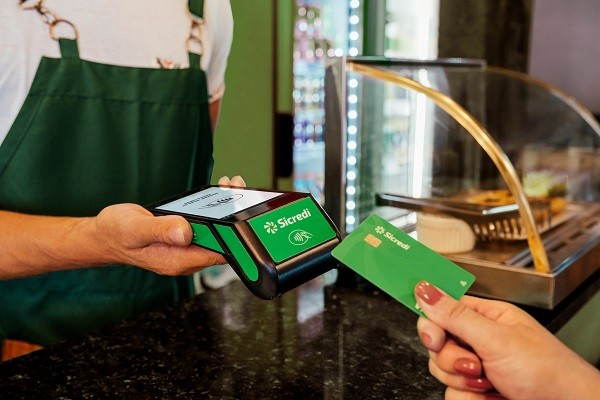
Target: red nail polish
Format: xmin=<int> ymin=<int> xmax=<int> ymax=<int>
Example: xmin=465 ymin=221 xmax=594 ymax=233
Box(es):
xmin=465 ymin=377 xmax=494 ymax=390
xmin=415 ymin=281 xmax=442 ymax=305
xmin=454 ymin=358 xmax=482 ymax=377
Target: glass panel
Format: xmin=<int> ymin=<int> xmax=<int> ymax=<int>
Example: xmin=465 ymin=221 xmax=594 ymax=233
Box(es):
xmin=483 ymin=69 xmax=600 ymax=202
xmin=344 ymin=71 xmax=499 ymax=232
xmin=340 ymin=60 xmax=600 ymax=229
xmin=381 ymin=64 xmax=486 ymax=121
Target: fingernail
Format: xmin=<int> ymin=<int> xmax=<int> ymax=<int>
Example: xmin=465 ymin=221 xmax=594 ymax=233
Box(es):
xmin=454 ymin=358 xmax=482 ymax=377
xmin=418 ymin=331 xmax=433 ymax=348
xmin=415 ymin=281 xmax=442 ymax=305
xmin=465 ymin=377 xmax=494 ymax=390
xmin=169 ymin=226 xmax=186 ymax=245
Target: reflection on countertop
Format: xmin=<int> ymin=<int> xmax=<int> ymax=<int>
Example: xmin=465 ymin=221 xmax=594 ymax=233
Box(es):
xmin=0 ymin=276 xmax=444 ymax=399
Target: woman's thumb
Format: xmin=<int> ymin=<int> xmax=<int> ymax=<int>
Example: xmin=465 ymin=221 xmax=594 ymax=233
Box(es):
xmin=414 ymin=281 xmax=496 ymax=350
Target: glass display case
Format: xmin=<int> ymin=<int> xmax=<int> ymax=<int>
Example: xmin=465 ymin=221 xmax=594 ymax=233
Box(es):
xmin=324 ymin=57 xmax=600 ymax=309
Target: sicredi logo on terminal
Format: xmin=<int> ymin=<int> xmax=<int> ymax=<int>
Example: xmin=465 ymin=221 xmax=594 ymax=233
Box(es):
xmin=278 ymin=208 xmax=311 ymax=227
xmin=264 ymin=208 xmax=312 ymax=234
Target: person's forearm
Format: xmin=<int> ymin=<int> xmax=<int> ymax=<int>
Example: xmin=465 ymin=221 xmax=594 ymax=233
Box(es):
xmin=209 ymin=99 xmax=221 ymax=132
xmin=0 ymin=211 xmax=112 ymax=279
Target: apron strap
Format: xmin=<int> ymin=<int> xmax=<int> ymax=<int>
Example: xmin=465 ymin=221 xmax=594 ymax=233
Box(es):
xmin=188 ymin=0 xmax=205 ymax=19
xmin=187 ymin=0 xmax=205 ymax=68
xmin=188 ymin=52 xmax=201 ymax=70
xmin=58 ymin=38 xmax=80 ymax=59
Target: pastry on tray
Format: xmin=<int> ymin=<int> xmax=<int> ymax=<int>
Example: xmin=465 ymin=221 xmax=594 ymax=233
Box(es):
xmin=464 ymin=188 xmax=567 ymax=215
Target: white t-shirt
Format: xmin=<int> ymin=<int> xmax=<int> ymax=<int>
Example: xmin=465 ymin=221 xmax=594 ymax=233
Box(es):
xmin=0 ymin=0 xmax=233 ymax=145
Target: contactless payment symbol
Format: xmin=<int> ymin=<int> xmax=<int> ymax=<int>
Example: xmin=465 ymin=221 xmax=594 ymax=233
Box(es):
xmin=264 ymin=221 xmax=278 ymax=234
xmin=289 ymin=229 xmax=313 ymax=245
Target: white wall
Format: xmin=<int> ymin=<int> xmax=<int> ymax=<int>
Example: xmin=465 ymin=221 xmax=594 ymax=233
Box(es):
xmin=529 ymin=0 xmax=600 ymax=113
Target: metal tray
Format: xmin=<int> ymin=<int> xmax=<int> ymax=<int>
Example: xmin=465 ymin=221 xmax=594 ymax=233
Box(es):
xmin=445 ymin=202 xmax=600 ymax=309
xmin=376 ymin=193 xmax=553 ymax=241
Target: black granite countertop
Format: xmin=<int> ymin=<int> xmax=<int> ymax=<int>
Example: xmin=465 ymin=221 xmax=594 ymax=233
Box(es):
xmin=0 ymin=276 xmax=446 ymax=399
xmin=3 ymin=268 xmax=597 ymax=399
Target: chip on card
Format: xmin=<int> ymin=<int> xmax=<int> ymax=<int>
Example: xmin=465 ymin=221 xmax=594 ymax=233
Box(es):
xmin=331 ymin=214 xmax=475 ymax=316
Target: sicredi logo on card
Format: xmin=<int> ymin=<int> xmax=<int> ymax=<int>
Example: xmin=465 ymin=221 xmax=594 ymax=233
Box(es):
xmin=368 ymin=225 xmax=411 ymax=250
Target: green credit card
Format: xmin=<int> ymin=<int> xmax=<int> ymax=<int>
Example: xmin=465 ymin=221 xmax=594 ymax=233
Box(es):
xmin=331 ymin=214 xmax=475 ymax=316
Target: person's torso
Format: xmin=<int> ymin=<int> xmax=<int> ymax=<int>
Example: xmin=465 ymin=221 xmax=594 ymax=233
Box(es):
xmin=0 ymin=0 xmax=232 ymax=345
xmin=0 ymin=0 xmax=232 ymax=144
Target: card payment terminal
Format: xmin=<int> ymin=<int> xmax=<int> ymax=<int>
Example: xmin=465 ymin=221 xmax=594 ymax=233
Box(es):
xmin=147 ymin=186 xmax=341 ymax=299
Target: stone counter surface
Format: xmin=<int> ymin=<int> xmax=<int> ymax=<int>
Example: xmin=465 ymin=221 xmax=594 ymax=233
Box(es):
xmin=0 ymin=278 xmax=445 ymax=399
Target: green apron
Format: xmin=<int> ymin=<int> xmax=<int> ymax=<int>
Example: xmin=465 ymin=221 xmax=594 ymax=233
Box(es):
xmin=0 ymin=1 xmax=213 ymax=346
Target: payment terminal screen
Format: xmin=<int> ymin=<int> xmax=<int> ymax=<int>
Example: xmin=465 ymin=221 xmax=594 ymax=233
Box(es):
xmin=157 ymin=187 xmax=283 ymax=219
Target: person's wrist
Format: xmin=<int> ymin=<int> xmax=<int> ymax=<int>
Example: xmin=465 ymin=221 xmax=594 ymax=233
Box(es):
xmin=552 ymin=352 xmax=600 ymax=400
xmin=86 ymin=214 xmax=120 ymax=265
